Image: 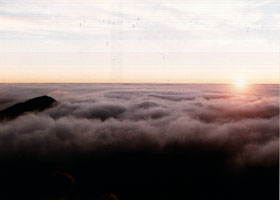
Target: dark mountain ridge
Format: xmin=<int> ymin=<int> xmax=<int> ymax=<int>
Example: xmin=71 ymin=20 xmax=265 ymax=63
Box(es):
xmin=0 ymin=95 xmax=57 ymax=121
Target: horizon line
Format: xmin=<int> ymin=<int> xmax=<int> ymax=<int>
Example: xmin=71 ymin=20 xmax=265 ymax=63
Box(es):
xmin=0 ymin=82 xmax=279 ymax=85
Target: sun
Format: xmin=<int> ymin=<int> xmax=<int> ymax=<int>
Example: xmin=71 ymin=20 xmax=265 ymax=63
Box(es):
xmin=234 ymin=79 xmax=247 ymax=88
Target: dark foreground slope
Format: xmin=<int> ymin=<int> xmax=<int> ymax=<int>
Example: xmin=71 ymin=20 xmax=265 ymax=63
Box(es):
xmin=0 ymin=96 xmax=56 ymax=121
xmin=0 ymin=147 xmax=278 ymax=200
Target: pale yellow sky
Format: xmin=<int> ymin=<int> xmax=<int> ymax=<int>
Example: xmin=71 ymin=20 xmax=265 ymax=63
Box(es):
xmin=0 ymin=0 xmax=279 ymax=83
xmin=1 ymin=67 xmax=279 ymax=84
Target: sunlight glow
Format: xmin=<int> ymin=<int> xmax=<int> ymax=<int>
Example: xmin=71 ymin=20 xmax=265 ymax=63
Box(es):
xmin=234 ymin=80 xmax=247 ymax=89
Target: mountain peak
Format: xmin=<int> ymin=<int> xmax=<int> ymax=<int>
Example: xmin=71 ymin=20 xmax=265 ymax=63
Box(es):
xmin=0 ymin=96 xmax=57 ymax=121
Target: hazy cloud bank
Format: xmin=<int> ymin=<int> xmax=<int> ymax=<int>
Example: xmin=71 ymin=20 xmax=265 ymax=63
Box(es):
xmin=0 ymin=84 xmax=278 ymax=168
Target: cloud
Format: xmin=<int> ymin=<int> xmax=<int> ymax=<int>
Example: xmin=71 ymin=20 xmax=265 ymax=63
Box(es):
xmin=189 ymin=97 xmax=279 ymax=123
xmin=0 ymin=84 xmax=278 ymax=200
xmin=149 ymin=94 xmax=196 ymax=101
xmin=0 ymin=84 xmax=278 ymax=168
xmin=73 ymin=103 xmax=126 ymax=120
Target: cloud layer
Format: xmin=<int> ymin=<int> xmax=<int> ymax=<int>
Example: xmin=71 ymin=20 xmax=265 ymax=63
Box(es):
xmin=0 ymin=84 xmax=278 ymax=168
xmin=0 ymin=83 xmax=278 ymax=200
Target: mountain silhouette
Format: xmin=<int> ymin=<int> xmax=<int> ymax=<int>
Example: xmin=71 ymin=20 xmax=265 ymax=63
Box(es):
xmin=0 ymin=96 xmax=57 ymax=121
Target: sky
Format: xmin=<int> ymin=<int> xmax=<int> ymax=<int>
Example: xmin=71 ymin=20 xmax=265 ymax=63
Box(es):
xmin=0 ymin=0 xmax=279 ymax=83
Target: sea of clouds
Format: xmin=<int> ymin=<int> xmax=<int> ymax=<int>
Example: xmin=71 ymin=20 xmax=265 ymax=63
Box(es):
xmin=0 ymin=84 xmax=278 ymax=168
